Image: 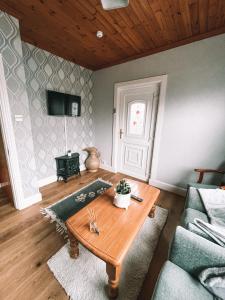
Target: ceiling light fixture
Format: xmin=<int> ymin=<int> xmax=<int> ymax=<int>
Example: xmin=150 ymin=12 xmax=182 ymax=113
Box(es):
xmin=96 ymin=31 xmax=104 ymax=39
xmin=100 ymin=0 xmax=129 ymax=10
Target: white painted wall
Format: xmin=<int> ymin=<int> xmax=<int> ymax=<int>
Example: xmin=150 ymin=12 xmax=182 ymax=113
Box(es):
xmin=93 ymin=34 xmax=225 ymax=189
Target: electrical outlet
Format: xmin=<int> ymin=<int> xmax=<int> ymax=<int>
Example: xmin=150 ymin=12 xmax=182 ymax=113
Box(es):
xmin=15 ymin=115 xmax=23 ymax=122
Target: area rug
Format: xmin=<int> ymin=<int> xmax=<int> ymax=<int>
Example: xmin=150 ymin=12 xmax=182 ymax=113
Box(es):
xmin=41 ymin=178 xmax=112 ymax=235
xmin=47 ymin=206 xmax=168 ymax=300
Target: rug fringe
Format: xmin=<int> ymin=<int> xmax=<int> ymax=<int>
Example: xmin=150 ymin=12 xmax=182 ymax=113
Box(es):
xmin=40 ymin=208 xmax=51 ymax=219
xmin=56 ymin=222 xmax=66 ymax=231
xmin=97 ymin=177 xmax=113 ymax=187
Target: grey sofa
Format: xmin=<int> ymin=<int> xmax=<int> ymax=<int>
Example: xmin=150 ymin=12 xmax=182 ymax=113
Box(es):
xmin=152 ymin=226 xmax=225 ymax=300
xmin=180 ymin=182 xmax=217 ymax=229
xmin=152 ymin=168 xmax=225 ymax=299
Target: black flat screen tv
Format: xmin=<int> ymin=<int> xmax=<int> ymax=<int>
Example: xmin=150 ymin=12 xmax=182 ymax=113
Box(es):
xmin=47 ymin=90 xmax=81 ymax=117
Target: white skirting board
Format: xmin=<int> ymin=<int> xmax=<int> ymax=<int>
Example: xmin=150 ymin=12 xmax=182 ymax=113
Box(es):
xmin=38 ymin=175 xmax=58 ymax=188
xmin=100 ymin=163 xmax=115 ymax=173
xmin=149 ymin=179 xmax=186 ymax=196
xmin=100 ymin=164 xmax=186 ymax=196
xmin=38 ymin=165 xmax=186 ymax=197
xmin=18 ymin=192 xmax=42 ymax=210
xmin=38 ymin=164 xmax=86 ymax=188
xmin=80 ymin=164 xmax=86 ymax=172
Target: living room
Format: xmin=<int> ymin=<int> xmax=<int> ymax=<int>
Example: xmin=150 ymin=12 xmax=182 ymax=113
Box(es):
xmin=0 ymin=1 xmax=225 ymax=299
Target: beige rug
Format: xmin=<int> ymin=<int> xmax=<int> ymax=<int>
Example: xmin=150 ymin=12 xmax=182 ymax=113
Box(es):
xmin=47 ymin=206 xmax=168 ymax=300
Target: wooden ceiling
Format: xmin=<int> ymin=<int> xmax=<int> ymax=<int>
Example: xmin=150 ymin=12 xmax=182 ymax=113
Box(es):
xmin=0 ymin=0 xmax=225 ymax=70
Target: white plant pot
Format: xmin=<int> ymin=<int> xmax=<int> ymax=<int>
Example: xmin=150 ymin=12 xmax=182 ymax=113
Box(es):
xmin=113 ymin=193 xmax=131 ymax=209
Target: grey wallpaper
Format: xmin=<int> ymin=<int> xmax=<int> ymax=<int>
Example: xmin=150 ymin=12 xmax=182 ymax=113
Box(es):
xmin=22 ymin=43 xmax=94 ymax=181
xmin=0 ymin=9 xmax=94 ymax=202
xmin=0 ymin=12 xmax=39 ymax=198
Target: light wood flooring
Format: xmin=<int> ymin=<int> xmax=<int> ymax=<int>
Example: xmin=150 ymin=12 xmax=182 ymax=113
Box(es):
xmin=0 ymin=169 xmax=185 ymax=300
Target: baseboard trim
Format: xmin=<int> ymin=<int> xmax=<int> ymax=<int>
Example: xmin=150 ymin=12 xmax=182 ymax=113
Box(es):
xmin=39 ymin=165 xmax=86 ymax=188
xmin=149 ymin=179 xmax=186 ymax=196
xmin=18 ymin=192 xmax=42 ymax=210
xmin=39 ymin=175 xmax=57 ymax=188
xmin=80 ymin=164 xmax=86 ymax=172
xmin=100 ymin=163 xmax=115 ymax=173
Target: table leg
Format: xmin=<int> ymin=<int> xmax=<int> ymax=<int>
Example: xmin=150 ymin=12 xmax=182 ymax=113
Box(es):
xmin=149 ymin=205 xmax=156 ymax=218
xmin=106 ymin=263 xmax=121 ymax=299
xmin=67 ymin=230 xmax=79 ymax=259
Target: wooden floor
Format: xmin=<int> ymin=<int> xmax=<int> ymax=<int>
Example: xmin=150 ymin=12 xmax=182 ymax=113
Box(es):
xmin=0 ymin=169 xmax=185 ymax=300
xmin=0 ymin=188 xmax=9 ymax=207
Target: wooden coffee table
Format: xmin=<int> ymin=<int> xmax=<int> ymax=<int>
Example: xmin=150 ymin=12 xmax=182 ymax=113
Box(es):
xmin=66 ymin=179 xmax=160 ymax=298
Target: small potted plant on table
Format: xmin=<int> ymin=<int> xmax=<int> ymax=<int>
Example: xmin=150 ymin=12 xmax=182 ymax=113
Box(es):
xmin=114 ymin=179 xmax=131 ymax=209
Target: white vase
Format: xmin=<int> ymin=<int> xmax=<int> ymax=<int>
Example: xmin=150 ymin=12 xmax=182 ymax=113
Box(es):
xmin=113 ymin=193 xmax=131 ymax=209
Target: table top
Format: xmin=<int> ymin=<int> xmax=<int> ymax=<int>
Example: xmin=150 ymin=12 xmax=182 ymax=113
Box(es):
xmin=66 ymin=179 xmax=160 ymax=266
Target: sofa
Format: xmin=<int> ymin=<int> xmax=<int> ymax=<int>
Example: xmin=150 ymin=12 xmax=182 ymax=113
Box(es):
xmin=152 ymin=226 xmax=225 ymax=300
xmin=152 ymin=167 xmax=225 ymax=299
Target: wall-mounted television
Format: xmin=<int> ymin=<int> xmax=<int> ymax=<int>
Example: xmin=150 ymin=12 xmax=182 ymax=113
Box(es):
xmin=47 ymin=90 xmax=81 ymax=117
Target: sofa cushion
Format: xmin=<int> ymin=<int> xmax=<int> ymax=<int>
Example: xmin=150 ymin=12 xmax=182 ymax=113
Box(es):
xmin=152 ymin=261 xmax=213 ymax=300
xmin=187 ymin=222 xmax=215 ymax=242
xmin=181 ymin=208 xmax=209 ymax=228
xmin=188 ymin=183 xmax=218 ymax=189
xmin=169 ymin=227 xmax=225 ymax=277
xmin=185 ymin=184 xmax=217 ymax=213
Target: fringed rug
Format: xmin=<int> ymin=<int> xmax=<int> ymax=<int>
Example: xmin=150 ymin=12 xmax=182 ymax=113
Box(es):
xmin=41 ymin=178 xmax=112 ymax=236
xmin=47 ymin=206 xmax=168 ymax=300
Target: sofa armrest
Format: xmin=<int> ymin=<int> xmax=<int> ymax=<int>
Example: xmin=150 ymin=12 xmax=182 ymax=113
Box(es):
xmin=194 ymin=168 xmax=225 ymax=183
xmin=169 ymin=226 xmax=225 ymax=278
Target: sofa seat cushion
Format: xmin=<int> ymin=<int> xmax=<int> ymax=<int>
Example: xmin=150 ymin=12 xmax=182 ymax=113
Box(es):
xmin=185 ymin=183 xmax=217 ymax=213
xmin=181 ymin=208 xmax=209 ymax=228
xmin=152 ymin=261 xmax=213 ymax=300
xmin=188 ymin=183 xmax=218 ymax=189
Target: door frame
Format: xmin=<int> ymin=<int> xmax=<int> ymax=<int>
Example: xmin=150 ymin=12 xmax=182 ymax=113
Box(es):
xmin=0 ymin=54 xmax=24 ymax=209
xmin=112 ymin=75 xmax=168 ymax=182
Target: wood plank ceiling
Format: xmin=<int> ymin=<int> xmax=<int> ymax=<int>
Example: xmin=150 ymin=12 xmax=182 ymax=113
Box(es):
xmin=0 ymin=0 xmax=225 ymax=70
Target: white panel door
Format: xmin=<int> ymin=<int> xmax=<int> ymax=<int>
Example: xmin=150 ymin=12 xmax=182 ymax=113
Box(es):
xmin=117 ymin=84 xmax=159 ymax=180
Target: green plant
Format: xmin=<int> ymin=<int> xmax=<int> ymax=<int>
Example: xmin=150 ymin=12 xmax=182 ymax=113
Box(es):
xmin=115 ymin=179 xmax=131 ymax=195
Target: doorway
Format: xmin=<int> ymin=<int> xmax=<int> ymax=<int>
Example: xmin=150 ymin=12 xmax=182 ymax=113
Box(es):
xmin=0 ymin=54 xmax=24 ymax=209
xmin=112 ymin=75 xmax=167 ymax=182
xmin=0 ymin=125 xmax=13 ymax=206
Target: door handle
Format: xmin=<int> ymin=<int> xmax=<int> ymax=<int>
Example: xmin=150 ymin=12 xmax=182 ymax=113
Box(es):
xmin=119 ymin=129 xmax=123 ymax=139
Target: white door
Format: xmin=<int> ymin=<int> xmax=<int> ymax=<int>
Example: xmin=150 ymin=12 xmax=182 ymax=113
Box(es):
xmin=117 ymin=84 xmax=159 ymax=181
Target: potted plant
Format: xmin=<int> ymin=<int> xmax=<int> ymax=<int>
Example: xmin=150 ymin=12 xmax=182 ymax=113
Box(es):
xmin=114 ymin=179 xmax=131 ymax=209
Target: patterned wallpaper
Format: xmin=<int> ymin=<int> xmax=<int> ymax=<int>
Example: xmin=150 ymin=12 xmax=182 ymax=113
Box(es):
xmin=22 ymin=43 xmax=94 ymax=180
xmin=0 ymin=9 xmax=94 ymax=201
xmin=0 ymin=12 xmax=39 ymax=198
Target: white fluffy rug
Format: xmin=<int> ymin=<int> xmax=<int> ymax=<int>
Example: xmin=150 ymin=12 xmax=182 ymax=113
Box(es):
xmin=47 ymin=206 xmax=168 ymax=300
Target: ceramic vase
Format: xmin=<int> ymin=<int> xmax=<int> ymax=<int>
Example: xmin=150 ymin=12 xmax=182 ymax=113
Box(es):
xmin=83 ymin=147 xmax=100 ymax=172
xmin=113 ymin=192 xmax=131 ymax=209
